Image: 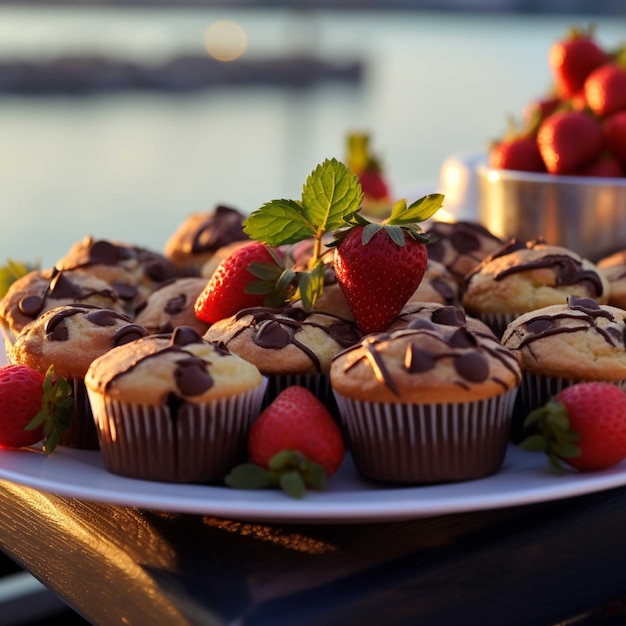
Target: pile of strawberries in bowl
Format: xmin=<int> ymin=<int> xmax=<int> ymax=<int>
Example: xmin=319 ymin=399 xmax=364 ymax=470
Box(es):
xmin=477 ymin=26 xmax=626 ymax=262
xmin=488 ymin=26 xmax=626 ymax=177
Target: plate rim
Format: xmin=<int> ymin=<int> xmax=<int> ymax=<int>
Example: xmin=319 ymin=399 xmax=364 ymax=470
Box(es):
xmin=0 ymin=444 xmax=625 ymax=524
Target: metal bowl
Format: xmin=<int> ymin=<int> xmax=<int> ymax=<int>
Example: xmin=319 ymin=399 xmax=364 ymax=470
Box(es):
xmin=476 ymin=163 xmax=626 ymax=262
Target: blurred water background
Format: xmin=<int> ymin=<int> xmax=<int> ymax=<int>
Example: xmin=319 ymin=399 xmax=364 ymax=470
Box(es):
xmin=1 ymin=4 xmax=625 ymax=266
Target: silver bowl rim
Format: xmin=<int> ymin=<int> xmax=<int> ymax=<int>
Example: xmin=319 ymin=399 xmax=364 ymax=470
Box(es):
xmin=476 ymin=162 xmax=626 ymax=188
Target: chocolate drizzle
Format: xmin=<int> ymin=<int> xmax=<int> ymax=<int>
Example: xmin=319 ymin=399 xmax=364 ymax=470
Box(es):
xmin=228 ymin=306 xmax=362 ymax=372
xmin=338 ymin=315 xmax=520 ymax=397
xmin=58 ymin=236 xmax=179 ymax=289
xmin=511 ymin=295 xmax=625 ymax=356
xmin=466 ymin=239 xmax=605 ymax=298
xmin=43 ymin=304 xmax=147 ymax=346
xmin=104 ymin=327 xmax=222 ymax=403
xmin=17 ymin=269 xmax=118 ymax=320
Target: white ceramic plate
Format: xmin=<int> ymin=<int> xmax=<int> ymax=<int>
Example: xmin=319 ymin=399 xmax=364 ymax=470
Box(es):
xmin=0 ymin=445 xmax=625 ymax=523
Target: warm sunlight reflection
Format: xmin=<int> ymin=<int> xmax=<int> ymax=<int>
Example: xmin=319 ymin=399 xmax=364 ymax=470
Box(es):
xmin=203 ymin=517 xmax=338 ymax=554
xmin=204 ymin=20 xmax=247 ymax=62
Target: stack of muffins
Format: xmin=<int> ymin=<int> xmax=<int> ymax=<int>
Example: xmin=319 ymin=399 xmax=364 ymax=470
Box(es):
xmin=3 ymin=199 xmax=626 ymax=489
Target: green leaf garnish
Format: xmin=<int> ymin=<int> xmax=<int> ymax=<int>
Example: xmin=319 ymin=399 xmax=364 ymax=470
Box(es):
xmin=0 ymin=259 xmax=40 ymax=299
xmin=242 ymin=157 xmax=444 ymax=310
xmin=520 ymin=399 xmax=581 ymax=471
xmin=25 ymin=364 xmax=74 ymax=456
xmin=225 ymin=450 xmax=328 ymax=499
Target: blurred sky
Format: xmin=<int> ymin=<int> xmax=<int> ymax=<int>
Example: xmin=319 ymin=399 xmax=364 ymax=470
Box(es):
xmin=0 ymin=6 xmax=624 ymax=265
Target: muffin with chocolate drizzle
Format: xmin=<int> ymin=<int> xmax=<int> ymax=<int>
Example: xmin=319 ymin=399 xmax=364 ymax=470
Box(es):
xmin=0 ymin=267 xmax=125 ymax=352
xmin=425 ymin=220 xmax=504 ymax=285
xmin=134 ymin=277 xmax=210 ymax=336
xmin=164 ymin=205 xmax=250 ymax=276
xmin=203 ymin=305 xmax=362 ymax=410
xmin=502 ymin=295 xmax=626 ymax=441
xmin=330 ymin=306 xmax=521 ymax=484
xmin=54 ymin=236 xmax=180 ymax=314
xmin=462 ymin=238 xmax=610 ymax=338
xmin=85 ymin=326 xmax=266 ymax=483
xmin=10 ymin=304 xmax=148 ymax=449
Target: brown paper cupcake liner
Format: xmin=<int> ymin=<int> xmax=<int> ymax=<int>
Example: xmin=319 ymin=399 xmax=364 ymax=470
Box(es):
xmin=262 ymin=373 xmax=338 ymax=416
xmin=59 ymin=377 xmax=100 ymax=450
xmin=334 ymin=389 xmax=517 ymax=484
xmin=474 ymin=311 xmax=520 ymax=339
xmin=88 ymin=380 xmax=267 ymax=483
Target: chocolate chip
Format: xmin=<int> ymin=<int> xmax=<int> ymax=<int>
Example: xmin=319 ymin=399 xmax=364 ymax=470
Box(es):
xmin=174 ymin=357 xmax=213 ymax=395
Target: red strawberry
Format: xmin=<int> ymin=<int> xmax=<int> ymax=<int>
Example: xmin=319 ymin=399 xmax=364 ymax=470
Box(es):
xmin=548 ymin=28 xmax=608 ymax=99
xmin=602 ymin=110 xmax=626 ymax=164
xmin=195 ymin=242 xmax=287 ymax=324
xmin=488 ymin=135 xmax=546 ymax=172
xmin=0 ymin=364 xmax=72 ymax=453
xmin=358 ymin=168 xmax=390 ymax=202
xmin=346 ymin=132 xmax=392 ymax=215
xmin=0 ymin=364 xmax=45 ymax=448
xmin=521 ymin=382 xmax=626 ymax=472
xmin=573 ymin=154 xmax=624 ymax=177
xmin=225 ymin=386 xmax=345 ymax=498
xmin=522 ymin=95 xmax=561 ymax=126
xmin=584 ymin=63 xmax=626 ymax=118
xmin=536 ymin=110 xmax=603 ymax=174
xmin=333 ymin=223 xmax=428 ymax=334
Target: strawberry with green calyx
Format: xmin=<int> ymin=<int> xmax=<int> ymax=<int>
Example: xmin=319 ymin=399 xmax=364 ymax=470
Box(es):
xmin=195 ymin=242 xmax=292 ymax=324
xmin=243 ymin=158 xmax=443 ymax=315
xmin=225 ymin=386 xmax=344 ymax=498
xmin=0 ymin=364 xmax=73 ymax=455
xmin=520 ymin=382 xmax=626 ymax=472
xmin=329 ymin=196 xmax=442 ymax=334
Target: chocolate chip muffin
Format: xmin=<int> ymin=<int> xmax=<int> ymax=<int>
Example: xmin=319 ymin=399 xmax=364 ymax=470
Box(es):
xmin=55 ymin=236 xmax=180 ymax=313
xmin=501 ymin=295 xmax=626 ymax=441
xmin=425 ymin=220 xmax=504 ymax=284
xmin=164 ymin=205 xmax=250 ymax=275
xmin=10 ymin=304 xmax=148 ymax=449
xmin=203 ymin=305 xmax=362 ymax=409
xmin=134 ymin=277 xmax=209 ymax=335
xmin=462 ymin=238 xmax=611 ymax=338
xmin=330 ymin=315 xmax=521 ymax=484
xmin=85 ymin=326 xmax=266 ymax=483
xmin=0 ymin=267 xmax=124 ymax=351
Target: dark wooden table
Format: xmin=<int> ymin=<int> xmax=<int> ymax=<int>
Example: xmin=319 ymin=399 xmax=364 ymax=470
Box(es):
xmin=1 ymin=478 xmax=626 ymax=625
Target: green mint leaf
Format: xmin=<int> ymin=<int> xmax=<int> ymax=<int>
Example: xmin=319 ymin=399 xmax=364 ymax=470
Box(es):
xmin=279 ymin=470 xmax=307 ymax=499
xmin=388 ymin=193 xmax=444 ymax=225
xmin=0 ymin=259 xmax=39 ymax=299
xmin=224 ymin=464 xmax=275 ymax=490
xmin=244 ymin=199 xmax=315 ymax=245
xmin=297 ymin=261 xmax=325 ymax=310
xmin=302 ymin=461 xmax=327 ymax=491
xmin=301 ymin=158 xmax=363 ymax=232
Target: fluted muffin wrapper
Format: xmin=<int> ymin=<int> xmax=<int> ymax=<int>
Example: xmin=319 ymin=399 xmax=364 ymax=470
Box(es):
xmin=59 ymin=378 xmax=100 ymax=450
xmin=511 ymin=372 xmax=626 ymax=442
xmin=474 ymin=311 xmax=520 ymax=340
xmin=333 ymin=389 xmax=517 ymax=484
xmin=87 ymin=379 xmax=267 ymax=483
xmin=262 ymin=373 xmax=338 ymax=417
